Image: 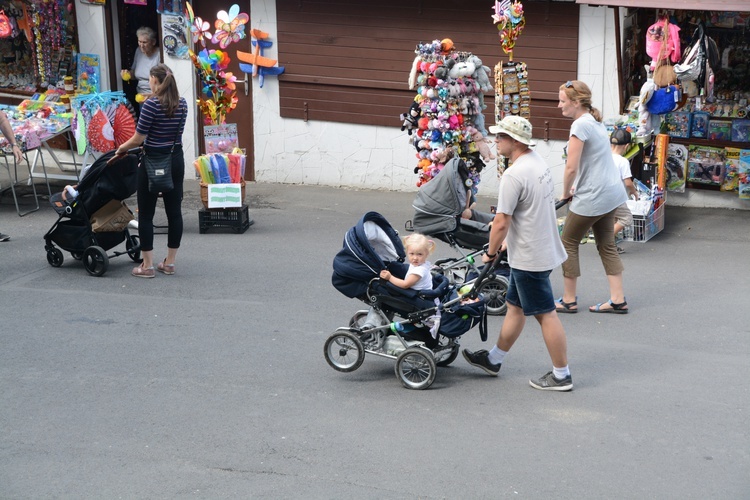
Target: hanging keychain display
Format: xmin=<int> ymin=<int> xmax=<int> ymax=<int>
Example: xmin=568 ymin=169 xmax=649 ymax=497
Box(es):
xmin=491 ymin=0 xmax=528 ymax=177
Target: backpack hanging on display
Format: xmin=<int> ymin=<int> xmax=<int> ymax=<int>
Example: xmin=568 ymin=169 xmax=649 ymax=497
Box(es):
xmin=674 ymin=23 xmax=707 ymax=83
xmin=652 ymin=18 xmax=678 ymax=88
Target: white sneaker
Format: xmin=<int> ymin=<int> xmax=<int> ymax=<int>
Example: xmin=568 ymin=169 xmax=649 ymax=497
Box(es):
xmin=128 ymin=220 xmax=139 ymax=231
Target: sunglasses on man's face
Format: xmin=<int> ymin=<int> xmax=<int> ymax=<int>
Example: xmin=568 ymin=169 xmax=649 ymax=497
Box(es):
xmin=495 ymin=133 xmax=510 ymax=141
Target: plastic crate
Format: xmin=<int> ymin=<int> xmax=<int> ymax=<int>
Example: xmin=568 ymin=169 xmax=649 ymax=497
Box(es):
xmin=198 ymin=205 xmax=253 ymax=234
xmin=622 ymin=204 xmax=664 ymax=242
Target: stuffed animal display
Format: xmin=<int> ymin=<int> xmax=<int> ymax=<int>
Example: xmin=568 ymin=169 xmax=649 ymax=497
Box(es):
xmin=403 ymin=39 xmax=493 ymax=190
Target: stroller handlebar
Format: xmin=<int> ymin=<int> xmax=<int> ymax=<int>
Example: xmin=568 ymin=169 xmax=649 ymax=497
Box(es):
xmin=106 ymin=148 xmax=141 ymax=165
xmin=555 ymin=198 xmax=571 ymax=210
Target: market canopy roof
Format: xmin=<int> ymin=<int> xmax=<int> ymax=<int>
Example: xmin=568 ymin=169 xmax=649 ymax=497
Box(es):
xmin=576 ymin=0 xmax=749 ymax=11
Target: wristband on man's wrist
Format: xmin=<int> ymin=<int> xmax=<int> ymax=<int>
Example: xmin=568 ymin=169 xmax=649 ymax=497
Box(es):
xmin=485 ymin=250 xmax=497 ymax=259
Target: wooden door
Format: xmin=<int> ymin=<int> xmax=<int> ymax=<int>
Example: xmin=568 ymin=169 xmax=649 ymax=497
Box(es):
xmin=190 ymin=0 xmax=255 ymax=181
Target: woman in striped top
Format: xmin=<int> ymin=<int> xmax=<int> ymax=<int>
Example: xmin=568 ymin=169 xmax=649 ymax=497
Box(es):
xmin=115 ymin=63 xmax=188 ymax=278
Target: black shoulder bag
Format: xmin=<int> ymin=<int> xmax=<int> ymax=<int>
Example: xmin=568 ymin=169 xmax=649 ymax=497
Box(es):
xmin=142 ymin=107 xmax=186 ymax=194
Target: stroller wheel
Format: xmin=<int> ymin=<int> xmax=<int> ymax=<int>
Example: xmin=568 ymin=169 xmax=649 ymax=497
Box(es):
xmin=324 ymin=329 xmax=364 ymax=373
xmin=46 ymin=248 xmax=64 ymax=267
xmin=71 ymin=251 xmax=84 ymax=261
xmin=126 ymin=234 xmax=142 ymax=263
xmin=82 ymin=246 xmax=109 ymax=277
xmin=435 ymin=341 xmax=460 ymax=367
xmin=395 ymin=347 xmax=436 ymax=390
xmin=478 ymin=275 xmax=509 ymax=316
xmin=348 ymin=310 xmax=369 ymax=328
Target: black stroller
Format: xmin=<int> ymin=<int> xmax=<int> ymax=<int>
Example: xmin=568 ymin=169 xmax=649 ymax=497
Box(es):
xmin=328 ymin=211 xmax=495 ymax=390
xmin=44 ymin=150 xmax=141 ymax=276
xmin=406 ymin=157 xmax=511 ymax=315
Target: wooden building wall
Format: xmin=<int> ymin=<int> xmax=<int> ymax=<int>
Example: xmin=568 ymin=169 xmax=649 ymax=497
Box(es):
xmin=276 ymin=0 xmax=579 ymax=142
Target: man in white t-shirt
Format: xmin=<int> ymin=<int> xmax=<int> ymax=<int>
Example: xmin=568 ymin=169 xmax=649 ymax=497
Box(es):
xmin=462 ymin=116 xmax=573 ymax=392
xmin=610 ymin=128 xmax=638 ymax=254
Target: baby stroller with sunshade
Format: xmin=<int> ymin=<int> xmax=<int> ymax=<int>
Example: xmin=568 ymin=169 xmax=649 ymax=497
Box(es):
xmin=406 ymin=157 xmax=511 ymax=315
xmin=44 ymin=150 xmax=141 ymax=276
xmin=328 ymin=211 xmax=496 ymax=390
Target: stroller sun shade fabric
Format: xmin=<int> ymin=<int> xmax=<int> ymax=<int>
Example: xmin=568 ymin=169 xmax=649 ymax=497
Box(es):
xmin=412 ymin=157 xmax=469 ymax=235
xmin=332 ymin=212 xmax=406 ymax=299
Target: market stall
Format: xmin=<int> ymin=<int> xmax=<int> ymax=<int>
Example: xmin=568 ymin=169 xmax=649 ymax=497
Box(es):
xmin=0 ymin=0 xmax=77 ymax=97
xmin=588 ymin=2 xmax=750 ymax=203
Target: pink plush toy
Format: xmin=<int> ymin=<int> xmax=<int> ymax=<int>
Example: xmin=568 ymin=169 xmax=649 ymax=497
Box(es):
xmin=472 ymin=130 xmax=496 ymax=161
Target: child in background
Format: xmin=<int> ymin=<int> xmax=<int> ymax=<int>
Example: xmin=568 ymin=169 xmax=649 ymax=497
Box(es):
xmin=610 ymin=128 xmax=638 ymax=254
xmin=380 ymin=233 xmax=435 ymax=291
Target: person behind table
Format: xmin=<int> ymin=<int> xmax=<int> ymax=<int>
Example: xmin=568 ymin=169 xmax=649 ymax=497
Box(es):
xmin=121 ymin=27 xmax=160 ymax=111
xmin=0 ymin=110 xmax=22 ymax=242
xmin=555 ymin=80 xmax=629 ymax=315
xmin=610 ymin=128 xmax=638 ymax=254
xmin=379 ymin=233 xmax=435 ymax=291
xmin=114 ymin=63 xmax=188 ymax=279
xmin=461 ymin=116 xmax=572 ymax=391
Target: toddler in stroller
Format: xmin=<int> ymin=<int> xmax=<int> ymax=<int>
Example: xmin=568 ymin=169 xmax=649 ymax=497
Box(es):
xmin=328 ymin=211 xmax=495 ymax=390
xmin=406 ymin=156 xmax=511 ymax=315
xmin=44 ymin=150 xmax=141 ymax=276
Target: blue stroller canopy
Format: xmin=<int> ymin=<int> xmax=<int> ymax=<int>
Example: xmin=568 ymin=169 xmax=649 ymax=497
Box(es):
xmin=332 ymin=211 xmax=405 ymax=299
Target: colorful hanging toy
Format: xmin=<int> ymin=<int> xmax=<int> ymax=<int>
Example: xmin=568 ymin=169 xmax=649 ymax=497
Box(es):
xmin=184 ymin=2 xmax=247 ymax=125
xmin=236 ymin=29 xmax=285 ymax=88
xmin=492 ymin=0 xmax=525 ymax=58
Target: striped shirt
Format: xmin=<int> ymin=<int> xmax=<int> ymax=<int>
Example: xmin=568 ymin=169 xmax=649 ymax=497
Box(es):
xmin=137 ymin=97 xmax=188 ymax=148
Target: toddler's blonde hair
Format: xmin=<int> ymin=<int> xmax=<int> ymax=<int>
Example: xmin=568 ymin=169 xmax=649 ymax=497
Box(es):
xmin=403 ymin=233 xmax=435 ymax=255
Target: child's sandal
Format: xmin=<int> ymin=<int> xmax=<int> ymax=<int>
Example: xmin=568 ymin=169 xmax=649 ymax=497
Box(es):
xmin=555 ymin=296 xmax=578 ymax=314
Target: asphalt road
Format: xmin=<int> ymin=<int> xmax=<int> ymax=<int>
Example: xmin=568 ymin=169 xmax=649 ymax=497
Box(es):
xmin=1 ymin=180 xmax=748 ymax=499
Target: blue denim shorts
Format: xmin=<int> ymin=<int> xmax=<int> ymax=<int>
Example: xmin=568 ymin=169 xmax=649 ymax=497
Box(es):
xmin=505 ymin=268 xmax=556 ymax=316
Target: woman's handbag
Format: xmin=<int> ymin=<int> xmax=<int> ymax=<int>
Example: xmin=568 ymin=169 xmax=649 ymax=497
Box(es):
xmin=141 ymin=108 xmax=186 ymax=194
xmin=90 ymin=200 xmax=134 ymax=233
xmin=142 ymin=146 xmax=174 ymax=194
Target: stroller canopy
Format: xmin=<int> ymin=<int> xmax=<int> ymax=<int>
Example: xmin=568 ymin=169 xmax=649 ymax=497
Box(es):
xmin=412 ymin=157 xmax=493 ymax=249
xmin=332 ymin=211 xmax=405 ymax=299
xmin=78 ymin=150 xmax=138 ymax=217
xmin=412 ymin=157 xmax=469 ymax=236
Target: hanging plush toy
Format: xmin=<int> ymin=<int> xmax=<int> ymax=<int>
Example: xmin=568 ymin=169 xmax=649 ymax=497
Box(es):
xmin=400 ymin=101 xmax=421 ymax=135
xmin=645 ymin=17 xmax=681 ymax=71
xmin=471 ymin=129 xmax=496 ymax=162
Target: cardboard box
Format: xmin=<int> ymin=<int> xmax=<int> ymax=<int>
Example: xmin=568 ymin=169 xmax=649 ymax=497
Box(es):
xmin=664 ymin=112 xmax=691 ymax=138
xmin=708 ymin=119 xmax=732 ymax=141
xmin=691 ymin=112 xmax=709 ymax=138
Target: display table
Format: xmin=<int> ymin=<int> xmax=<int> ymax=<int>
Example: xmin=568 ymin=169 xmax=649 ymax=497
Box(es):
xmin=0 ymin=103 xmax=93 ymax=214
xmin=1 ymin=149 xmax=39 ymax=216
